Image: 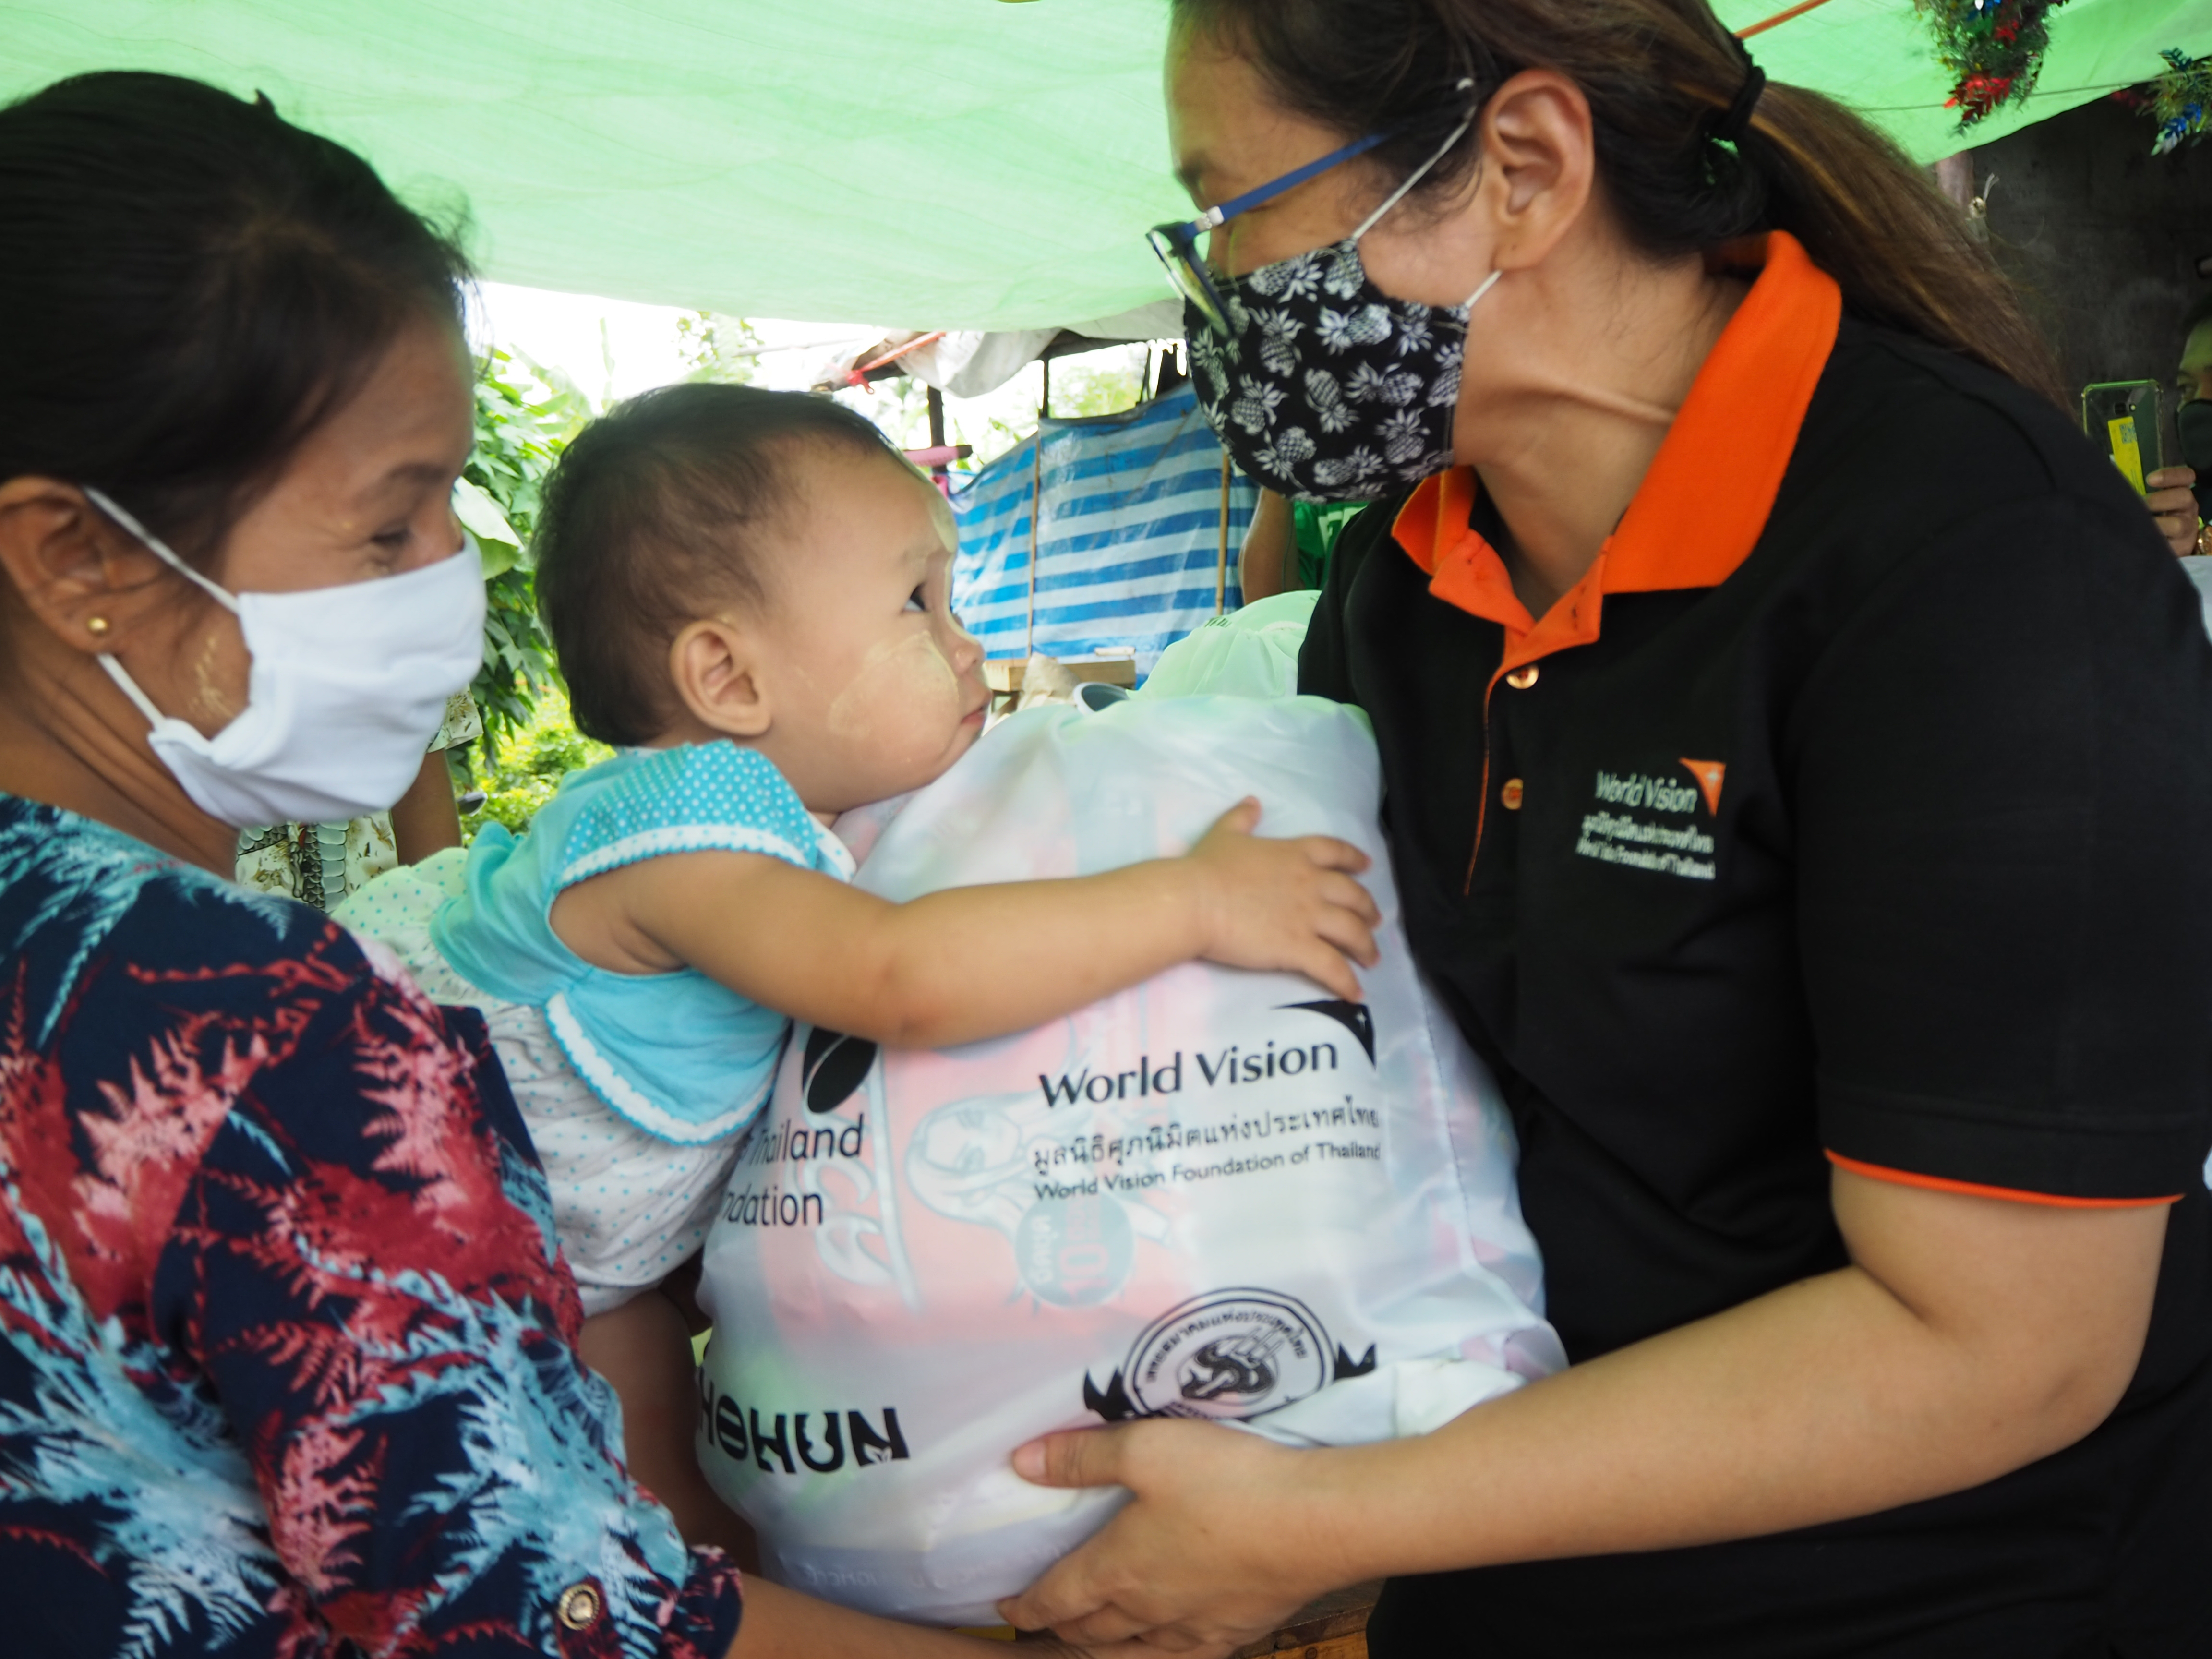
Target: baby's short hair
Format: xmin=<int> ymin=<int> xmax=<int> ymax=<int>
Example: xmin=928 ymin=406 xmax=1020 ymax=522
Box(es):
xmin=534 ymin=382 xmax=904 ymax=746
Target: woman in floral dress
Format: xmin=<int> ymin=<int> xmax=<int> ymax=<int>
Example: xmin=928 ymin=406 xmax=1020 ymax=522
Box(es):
xmin=0 ymin=70 xmax=1058 ymax=1659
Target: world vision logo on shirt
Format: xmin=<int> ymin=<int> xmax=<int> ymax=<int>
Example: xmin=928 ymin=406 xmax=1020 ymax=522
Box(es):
xmin=1575 ymin=759 xmax=1722 ymax=881
xmin=1680 ymin=758 xmax=1726 ymax=815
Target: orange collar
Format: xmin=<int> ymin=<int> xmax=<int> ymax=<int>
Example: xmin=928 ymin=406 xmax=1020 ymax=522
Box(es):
xmin=1393 ymin=230 xmax=1841 ymax=681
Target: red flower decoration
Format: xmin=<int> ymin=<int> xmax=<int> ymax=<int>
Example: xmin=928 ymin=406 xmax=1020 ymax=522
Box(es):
xmin=1925 ymin=0 xmax=2074 ymax=128
xmin=1946 ymin=72 xmax=2016 ymax=119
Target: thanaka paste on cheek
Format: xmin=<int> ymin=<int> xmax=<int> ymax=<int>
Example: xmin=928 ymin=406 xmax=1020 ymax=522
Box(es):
xmin=826 ymin=630 xmax=963 ymax=764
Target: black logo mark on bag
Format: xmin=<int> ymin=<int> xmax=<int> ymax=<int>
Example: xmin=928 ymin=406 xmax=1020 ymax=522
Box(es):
xmin=1081 ymin=1369 xmax=1138 ymax=1422
xmin=1280 ymin=1000 xmax=1375 ymax=1064
xmin=1082 ymin=1289 xmax=1361 ymax=1423
xmin=699 ymin=1374 xmax=910 ymax=1477
xmin=1180 ymin=1335 xmax=1281 ymax=1402
xmin=802 ymin=1026 xmax=877 ymax=1114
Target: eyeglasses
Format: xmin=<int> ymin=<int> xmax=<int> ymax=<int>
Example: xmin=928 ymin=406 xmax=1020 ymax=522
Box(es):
xmin=1146 ymin=128 xmax=1395 ymax=338
xmin=1147 ymin=84 xmax=1480 ymax=339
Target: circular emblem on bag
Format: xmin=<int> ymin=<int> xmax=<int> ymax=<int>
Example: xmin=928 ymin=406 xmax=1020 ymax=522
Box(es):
xmin=1124 ymin=1289 xmax=1332 ymax=1420
xmin=1014 ymin=1193 xmax=1135 ymax=1306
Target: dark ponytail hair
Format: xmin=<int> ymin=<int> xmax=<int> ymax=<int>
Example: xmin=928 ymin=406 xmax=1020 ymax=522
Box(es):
xmin=0 ymin=72 xmax=474 ymax=566
xmin=1172 ymin=0 xmax=2064 ymax=405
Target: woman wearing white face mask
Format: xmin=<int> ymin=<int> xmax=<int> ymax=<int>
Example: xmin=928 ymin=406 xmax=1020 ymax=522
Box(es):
xmin=233 ymin=692 xmax=484 ymax=912
xmin=997 ymin=1 xmax=2212 ymax=1655
xmin=0 ymin=71 xmax=1078 ymax=1659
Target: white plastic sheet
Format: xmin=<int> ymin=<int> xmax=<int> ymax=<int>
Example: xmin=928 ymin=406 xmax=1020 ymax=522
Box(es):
xmin=696 ymin=695 xmax=1560 ymax=1624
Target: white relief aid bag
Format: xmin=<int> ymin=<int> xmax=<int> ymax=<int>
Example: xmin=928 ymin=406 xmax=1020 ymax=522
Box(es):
xmin=695 ymin=695 xmax=1562 ymax=1625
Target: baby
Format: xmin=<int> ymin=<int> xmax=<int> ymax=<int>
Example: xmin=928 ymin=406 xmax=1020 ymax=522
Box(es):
xmin=337 ymin=383 xmax=1378 ymax=1550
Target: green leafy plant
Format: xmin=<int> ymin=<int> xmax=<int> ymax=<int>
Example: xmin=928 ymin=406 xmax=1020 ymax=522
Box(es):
xmin=676 ymin=310 xmax=764 ymax=384
xmin=1919 ymin=0 xmax=2075 ymax=129
xmin=1047 ymin=358 xmax=1147 ymax=419
xmin=460 ymin=349 xmax=591 ymax=759
xmin=458 ymin=687 xmax=613 ymax=839
xmin=2115 ymin=48 xmax=2212 ymax=154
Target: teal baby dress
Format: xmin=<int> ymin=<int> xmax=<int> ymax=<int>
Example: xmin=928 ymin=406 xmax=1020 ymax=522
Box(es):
xmin=434 ymin=741 xmax=854 ymax=1144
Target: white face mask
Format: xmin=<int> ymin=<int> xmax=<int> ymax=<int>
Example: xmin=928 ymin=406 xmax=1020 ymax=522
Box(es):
xmin=84 ymin=486 xmax=487 ymax=828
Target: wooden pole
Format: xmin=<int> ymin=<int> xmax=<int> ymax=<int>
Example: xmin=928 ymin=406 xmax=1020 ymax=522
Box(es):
xmin=1026 ymin=430 xmax=1043 ymax=656
xmin=1735 ymin=0 xmax=1835 ymax=38
xmin=925 ymin=385 xmax=949 ymax=494
xmin=1216 ymin=454 xmax=1231 ymax=615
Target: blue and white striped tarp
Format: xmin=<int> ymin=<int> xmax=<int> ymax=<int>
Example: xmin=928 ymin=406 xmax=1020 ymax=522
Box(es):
xmin=949 ymin=385 xmax=1257 ymax=679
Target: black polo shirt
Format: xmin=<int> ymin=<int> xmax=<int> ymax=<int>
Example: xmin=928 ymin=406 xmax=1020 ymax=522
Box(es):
xmin=1301 ymin=234 xmax=2212 ymax=1654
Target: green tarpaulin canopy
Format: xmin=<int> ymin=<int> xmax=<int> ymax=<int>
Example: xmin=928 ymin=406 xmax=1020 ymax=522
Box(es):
xmin=6 ymin=0 xmax=2210 ymax=331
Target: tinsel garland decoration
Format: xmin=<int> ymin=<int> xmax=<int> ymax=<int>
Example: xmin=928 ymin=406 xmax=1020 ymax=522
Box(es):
xmin=1919 ymin=0 xmax=2074 ymax=128
xmin=2113 ymin=48 xmax=2212 ymax=154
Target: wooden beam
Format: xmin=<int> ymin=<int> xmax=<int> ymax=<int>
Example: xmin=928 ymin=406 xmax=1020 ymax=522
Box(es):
xmin=1216 ymin=453 xmax=1231 ymax=615
xmin=1736 ymin=0 xmax=1836 ymax=39
xmin=1026 ymin=433 xmax=1043 ymax=655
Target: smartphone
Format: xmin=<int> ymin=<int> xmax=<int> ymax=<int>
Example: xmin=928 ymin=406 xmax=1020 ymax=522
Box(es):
xmin=2081 ymin=381 xmax=2164 ymax=494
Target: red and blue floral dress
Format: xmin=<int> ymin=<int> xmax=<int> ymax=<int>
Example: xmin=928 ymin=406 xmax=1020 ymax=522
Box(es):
xmin=0 ymin=794 xmax=743 ymax=1657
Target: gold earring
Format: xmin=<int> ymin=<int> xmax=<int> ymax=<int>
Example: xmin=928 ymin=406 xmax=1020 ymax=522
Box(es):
xmin=85 ymin=616 xmax=111 ymax=637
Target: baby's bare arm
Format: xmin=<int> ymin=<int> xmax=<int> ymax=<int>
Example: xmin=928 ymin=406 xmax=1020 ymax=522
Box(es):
xmin=549 ymin=801 xmax=1379 ymax=1048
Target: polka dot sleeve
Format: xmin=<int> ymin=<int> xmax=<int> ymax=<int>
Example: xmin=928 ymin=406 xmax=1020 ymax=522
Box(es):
xmin=553 ymin=742 xmax=825 ymax=892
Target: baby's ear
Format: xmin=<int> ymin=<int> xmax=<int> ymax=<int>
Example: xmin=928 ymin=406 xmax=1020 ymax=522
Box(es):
xmin=669 ymin=617 xmax=771 ymax=738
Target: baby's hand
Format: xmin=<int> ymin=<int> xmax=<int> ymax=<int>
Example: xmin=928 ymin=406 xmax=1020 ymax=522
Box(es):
xmin=1184 ymin=798 xmax=1380 ymax=1000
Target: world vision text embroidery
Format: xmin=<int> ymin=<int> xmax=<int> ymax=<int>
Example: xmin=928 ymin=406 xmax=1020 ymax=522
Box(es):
xmin=1575 ymin=764 xmax=1720 ymax=881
